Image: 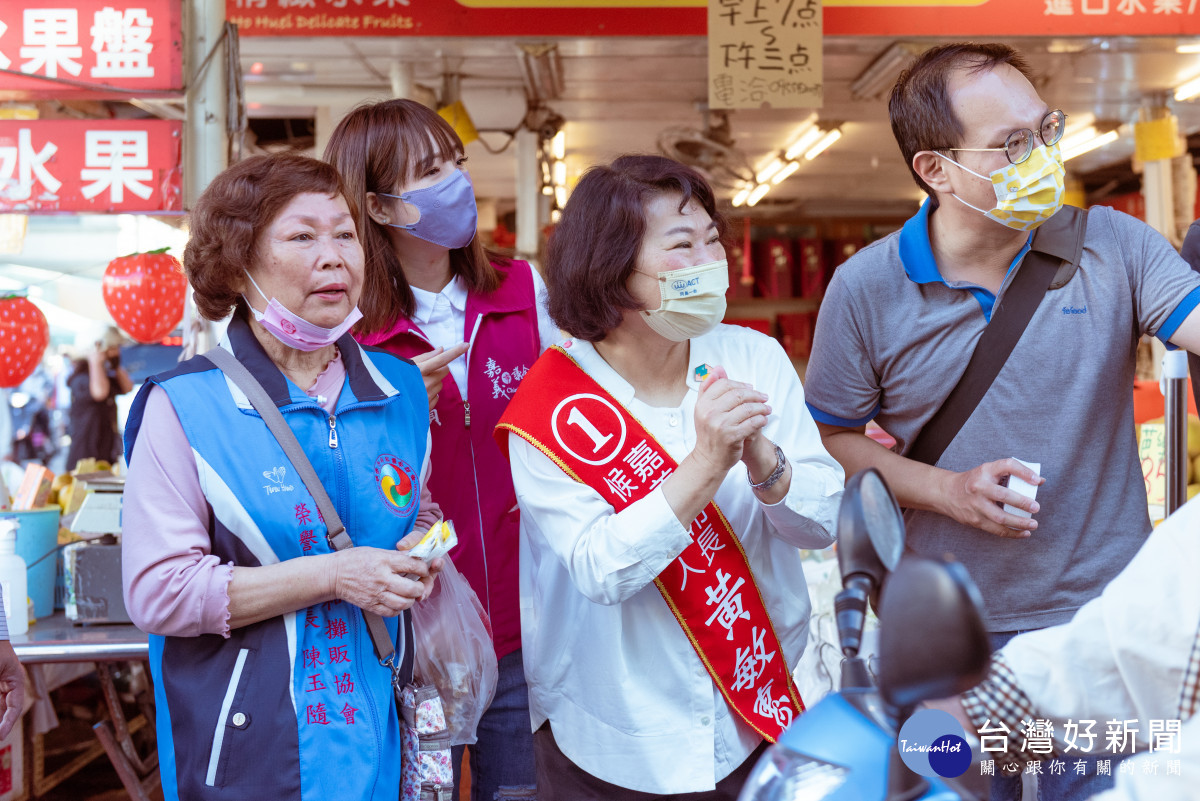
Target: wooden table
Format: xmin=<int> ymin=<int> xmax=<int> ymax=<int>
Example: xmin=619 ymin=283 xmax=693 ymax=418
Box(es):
xmin=11 ymin=614 xmax=157 ymax=800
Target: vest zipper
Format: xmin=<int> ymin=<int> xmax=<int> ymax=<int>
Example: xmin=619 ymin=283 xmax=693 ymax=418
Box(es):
xmin=463 ymin=401 xmax=471 ymax=428
xmin=328 ymin=415 xmax=338 ymax=448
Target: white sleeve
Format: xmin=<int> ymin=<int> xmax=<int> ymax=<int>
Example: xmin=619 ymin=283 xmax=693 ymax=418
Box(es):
xmin=754 ymin=336 xmax=844 ymax=549
xmin=529 ymin=265 xmax=562 ymax=353
xmin=998 ymin=498 xmax=1200 ymax=733
xmin=509 ymin=431 xmax=692 ymax=606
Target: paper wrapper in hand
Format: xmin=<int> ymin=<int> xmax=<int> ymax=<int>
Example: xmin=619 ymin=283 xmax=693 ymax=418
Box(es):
xmin=407 ymin=519 xmax=458 ymax=562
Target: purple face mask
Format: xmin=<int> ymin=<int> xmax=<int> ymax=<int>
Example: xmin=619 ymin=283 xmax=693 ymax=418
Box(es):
xmin=243 ymin=271 xmax=362 ymax=352
xmin=379 ymin=168 xmax=478 ymax=250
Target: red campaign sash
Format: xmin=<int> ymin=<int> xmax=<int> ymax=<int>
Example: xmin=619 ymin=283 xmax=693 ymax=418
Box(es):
xmin=496 ymin=346 xmax=803 ymax=741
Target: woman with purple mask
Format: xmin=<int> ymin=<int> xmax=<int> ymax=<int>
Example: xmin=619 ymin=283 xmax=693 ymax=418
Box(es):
xmin=325 ymin=99 xmax=556 ymax=801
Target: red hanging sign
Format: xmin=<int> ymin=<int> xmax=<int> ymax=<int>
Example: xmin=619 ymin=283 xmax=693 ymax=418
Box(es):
xmin=0 ymin=119 xmax=182 ymax=214
xmin=497 ymin=346 xmax=804 ymax=741
xmin=0 ymin=0 xmax=182 ymax=100
xmin=228 ymin=0 xmax=1200 ymax=37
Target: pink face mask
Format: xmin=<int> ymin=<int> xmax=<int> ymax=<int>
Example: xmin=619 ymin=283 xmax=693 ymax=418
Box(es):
xmin=243 ymin=271 xmax=362 ymax=352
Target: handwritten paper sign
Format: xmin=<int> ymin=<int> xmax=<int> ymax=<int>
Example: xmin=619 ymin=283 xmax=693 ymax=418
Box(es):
xmin=708 ymin=0 xmax=822 ymax=110
xmin=1139 ymin=423 xmax=1165 ymax=521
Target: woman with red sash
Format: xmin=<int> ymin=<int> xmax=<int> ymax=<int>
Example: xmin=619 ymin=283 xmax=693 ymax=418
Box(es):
xmin=496 ymin=155 xmax=845 ymax=799
xmin=325 ymin=100 xmax=557 ymax=801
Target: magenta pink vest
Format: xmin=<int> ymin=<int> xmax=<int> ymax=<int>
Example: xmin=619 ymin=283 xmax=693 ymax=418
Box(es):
xmin=357 ymin=260 xmax=541 ymax=659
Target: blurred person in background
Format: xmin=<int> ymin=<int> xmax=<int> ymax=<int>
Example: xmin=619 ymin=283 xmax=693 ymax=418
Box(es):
xmin=10 ymin=365 xmax=57 ymax=466
xmin=65 ymin=326 xmax=131 ymax=469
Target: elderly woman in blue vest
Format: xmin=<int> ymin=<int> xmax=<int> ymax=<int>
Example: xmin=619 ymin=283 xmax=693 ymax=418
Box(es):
xmin=121 ymin=153 xmax=440 ymax=801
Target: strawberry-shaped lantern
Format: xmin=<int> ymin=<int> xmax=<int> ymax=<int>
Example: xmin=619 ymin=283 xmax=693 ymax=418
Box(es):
xmin=0 ymin=294 xmax=49 ymax=388
xmin=102 ymin=248 xmax=188 ymax=344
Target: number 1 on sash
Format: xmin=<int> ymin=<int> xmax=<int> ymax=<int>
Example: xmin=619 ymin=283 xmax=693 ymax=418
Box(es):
xmin=566 ymin=406 xmax=613 ymax=453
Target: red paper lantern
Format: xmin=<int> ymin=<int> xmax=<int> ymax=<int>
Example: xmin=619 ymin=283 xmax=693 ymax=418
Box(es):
xmin=0 ymin=295 xmax=49 ymax=389
xmin=102 ymin=248 xmax=188 ymax=344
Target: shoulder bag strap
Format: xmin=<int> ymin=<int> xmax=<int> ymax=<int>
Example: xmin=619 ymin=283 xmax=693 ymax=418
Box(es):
xmin=203 ymin=346 xmax=401 ymax=670
xmin=906 ymin=206 xmax=1088 ymax=466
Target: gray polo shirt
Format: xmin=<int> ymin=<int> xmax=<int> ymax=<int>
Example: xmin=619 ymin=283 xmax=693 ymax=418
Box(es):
xmin=805 ymin=201 xmax=1200 ymax=632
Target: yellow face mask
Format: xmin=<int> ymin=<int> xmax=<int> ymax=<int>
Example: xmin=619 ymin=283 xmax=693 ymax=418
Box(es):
xmin=936 ymin=143 xmax=1066 ymax=232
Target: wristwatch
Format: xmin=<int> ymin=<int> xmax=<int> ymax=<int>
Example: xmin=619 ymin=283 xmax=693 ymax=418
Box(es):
xmin=748 ymin=443 xmax=786 ymax=492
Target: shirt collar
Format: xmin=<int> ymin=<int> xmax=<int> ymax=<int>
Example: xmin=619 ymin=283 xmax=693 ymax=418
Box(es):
xmin=563 ymin=335 xmax=709 ymax=406
xmin=411 ymin=275 xmax=468 ymax=325
xmin=898 ymin=198 xmax=945 ymax=285
xmin=898 ymin=198 xmax=1034 ymax=286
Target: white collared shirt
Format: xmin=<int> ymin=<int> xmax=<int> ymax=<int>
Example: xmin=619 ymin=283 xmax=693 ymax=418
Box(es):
xmin=410 ymin=267 xmax=559 ymax=396
xmin=508 ymin=324 xmax=845 ymax=794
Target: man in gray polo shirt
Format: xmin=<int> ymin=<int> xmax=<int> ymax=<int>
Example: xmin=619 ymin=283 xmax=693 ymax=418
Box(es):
xmin=805 ymin=42 xmax=1200 ymax=800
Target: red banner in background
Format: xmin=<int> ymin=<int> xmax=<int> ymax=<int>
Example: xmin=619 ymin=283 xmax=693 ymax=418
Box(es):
xmin=0 ymin=120 xmax=182 ymax=214
xmin=229 ymin=0 xmax=1200 ymax=37
xmin=0 ymin=0 xmax=182 ymax=100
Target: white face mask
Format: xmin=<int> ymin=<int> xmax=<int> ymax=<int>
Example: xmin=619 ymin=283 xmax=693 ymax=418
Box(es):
xmin=637 ymin=259 xmax=729 ymax=341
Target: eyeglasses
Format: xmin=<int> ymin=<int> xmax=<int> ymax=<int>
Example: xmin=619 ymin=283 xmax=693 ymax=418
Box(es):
xmin=939 ymin=109 xmax=1067 ymax=165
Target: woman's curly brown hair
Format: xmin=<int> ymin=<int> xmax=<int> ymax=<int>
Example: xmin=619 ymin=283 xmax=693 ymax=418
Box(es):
xmin=184 ymin=153 xmax=352 ymax=321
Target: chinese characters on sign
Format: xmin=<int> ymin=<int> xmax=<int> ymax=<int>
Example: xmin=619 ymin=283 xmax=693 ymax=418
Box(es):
xmin=1138 ymin=422 xmax=1167 ymax=519
xmin=708 ymin=0 xmax=822 ymax=110
xmin=0 ymin=1 xmax=181 ymax=99
xmin=0 ymin=120 xmax=181 ymax=213
xmin=976 ymin=718 xmax=1185 ymax=776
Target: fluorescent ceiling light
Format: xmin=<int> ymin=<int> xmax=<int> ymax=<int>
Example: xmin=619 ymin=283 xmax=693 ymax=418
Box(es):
xmin=756 ymin=158 xmax=784 ymax=184
xmin=1062 ymin=129 xmax=1119 ymax=161
xmin=746 ymin=184 xmax=770 ymax=206
xmin=850 ymin=42 xmax=919 ymax=102
xmin=551 ymin=131 xmax=565 ymax=161
xmin=553 ymin=160 xmax=567 ymax=186
xmin=1177 ymin=42 xmax=1200 ymax=53
xmin=785 ymin=127 xmax=823 ymax=160
xmin=1059 ymin=125 xmax=1101 ymax=152
xmin=772 ymin=160 xmax=801 ymax=185
xmin=805 ymin=129 xmax=843 ymax=161
xmin=731 ymin=186 xmax=752 ymax=207
xmin=555 ymin=186 xmax=567 ymax=208
xmin=1176 ymin=74 xmax=1200 ymax=101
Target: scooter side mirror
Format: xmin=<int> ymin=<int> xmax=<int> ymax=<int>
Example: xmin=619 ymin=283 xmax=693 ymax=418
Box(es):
xmin=834 ymin=469 xmax=906 ymax=669
xmin=877 ymin=555 xmax=992 ymax=709
xmin=837 ymin=468 xmax=905 ymax=602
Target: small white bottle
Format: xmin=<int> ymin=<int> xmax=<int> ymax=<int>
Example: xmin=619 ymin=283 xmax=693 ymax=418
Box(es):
xmin=0 ymin=520 xmax=28 ymax=636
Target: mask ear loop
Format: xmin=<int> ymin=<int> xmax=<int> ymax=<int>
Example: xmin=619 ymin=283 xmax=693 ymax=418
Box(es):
xmin=926 ymin=151 xmax=996 ymax=216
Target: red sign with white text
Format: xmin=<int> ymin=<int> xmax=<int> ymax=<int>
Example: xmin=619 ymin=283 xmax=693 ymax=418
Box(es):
xmin=228 ymin=0 xmax=1200 ymax=37
xmin=0 ymin=0 xmax=182 ymax=99
xmin=0 ymin=120 xmax=182 ymax=213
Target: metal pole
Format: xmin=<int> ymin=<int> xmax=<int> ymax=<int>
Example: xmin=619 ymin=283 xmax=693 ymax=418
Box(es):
xmin=183 ymin=0 xmax=228 ymax=209
xmin=182 ymin=0 xmax=228 ymax=357
xmin=1164 ymin=350 xmax=1190 ymax=517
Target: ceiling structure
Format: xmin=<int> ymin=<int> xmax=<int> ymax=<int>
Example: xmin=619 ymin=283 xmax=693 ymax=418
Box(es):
xmin=237 ymin=34 xmax=1200 ymax=219
xmin=11 ymin=32 xmax=1200 ymax=318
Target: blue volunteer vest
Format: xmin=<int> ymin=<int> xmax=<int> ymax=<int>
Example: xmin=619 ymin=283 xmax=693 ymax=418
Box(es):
xmin=124 ymin=315 xmax=428 ymax=801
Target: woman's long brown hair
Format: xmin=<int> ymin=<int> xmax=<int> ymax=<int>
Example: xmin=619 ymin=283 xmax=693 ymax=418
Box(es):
xmin=323 ymin=99 xmax=502 ymax=335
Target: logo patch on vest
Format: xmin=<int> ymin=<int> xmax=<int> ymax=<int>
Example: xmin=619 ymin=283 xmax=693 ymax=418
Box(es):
xmin=262 ymin=465 xmax=295 ymax=494
xmin=374 ymin=455 xmax=419 ymax=517
xmin=484 ymin=357 xmax=530 ymax=401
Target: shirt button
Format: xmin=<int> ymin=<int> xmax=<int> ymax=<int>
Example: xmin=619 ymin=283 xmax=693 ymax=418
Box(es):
xmin=669 ymin=416 xmax=680 ymax=427
xmin=232 ymin=712 xmax=246 ymax=727
xmin=700 ymin=716 xmax=711 ymax=726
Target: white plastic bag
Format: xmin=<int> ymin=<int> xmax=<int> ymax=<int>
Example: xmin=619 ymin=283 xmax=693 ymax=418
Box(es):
xmin=410 ymin=556 xmax=498 ymax=746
